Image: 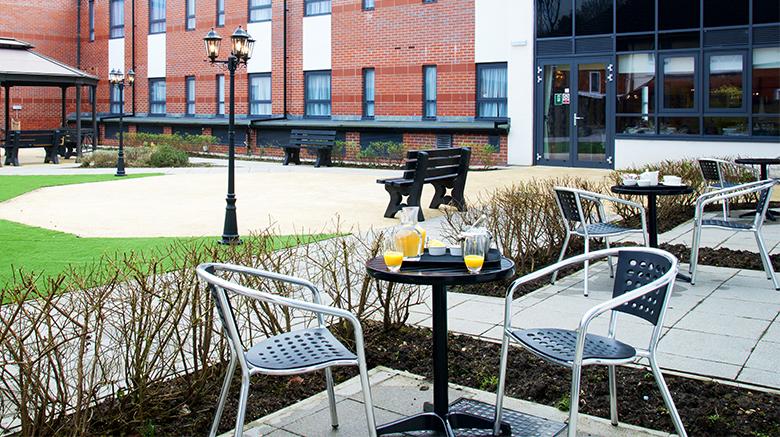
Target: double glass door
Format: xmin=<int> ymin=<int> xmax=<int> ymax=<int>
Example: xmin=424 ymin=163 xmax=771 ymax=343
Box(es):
xmin=536 ymin=57 xmax=614 ymax=168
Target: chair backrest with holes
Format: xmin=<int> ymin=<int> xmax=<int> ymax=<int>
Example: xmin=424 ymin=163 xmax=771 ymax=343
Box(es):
xmin=612 ymin=250 xmax=674 ymax=326
xmin=755 ymin=181 xmax=775 ymax=216
xmin=698 ymin=159 xmax=723 ymax=184
xmin=554 ymin=188 xmax=584 ymax=223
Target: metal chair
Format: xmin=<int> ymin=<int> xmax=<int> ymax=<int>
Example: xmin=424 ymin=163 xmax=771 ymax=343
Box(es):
xmin=493 ymin=247 xmax=686 ymax=437
xmin=690 ymin=180 xmax=779 ymax=290
xmin=697 ymin=158 xmax=751 ymax=220
xmin=196 ymin=263 xmax=378 ymax=437
xmin=553 ymin=187 xmax=649 ymax=296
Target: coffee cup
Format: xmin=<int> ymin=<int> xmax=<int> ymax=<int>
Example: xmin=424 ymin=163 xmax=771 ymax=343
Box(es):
xmin=663 ymin=175 xmax=682 ymax=185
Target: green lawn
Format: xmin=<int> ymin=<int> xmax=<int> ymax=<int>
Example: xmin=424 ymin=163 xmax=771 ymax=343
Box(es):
xmin=0 ymin=174 xmax=327 ymax=292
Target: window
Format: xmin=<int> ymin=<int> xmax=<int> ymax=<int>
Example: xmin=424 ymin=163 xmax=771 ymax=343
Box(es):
xmin=423 ymin=66 xmax=437 ymax=119
xmin=537 ymin=0 xmax=573 ymax=38
xmin=477 ymin=63 xmax=508 ymax=119
xmin=305 ymin=71 xmax=331 ymax=117
xmin=752 ymin=47 xmax=780 ymax=136
xmin=110 ymin=0 xmax=124 ymax=38
xmin=363 ymin=68 xmax=375 ymax=118
xmin=576 ymin=0 xmax=612 ymax=35
xmin=110 ymin=84 xmax=122 ymax=114
xmin=706 ymin=53 xmax=745 ymax=111
xmin=185 ymin=76 xmax=196 ymax=115
xmin=88 ymin=0 xmax=95 ymax=41
xmin=661 ymin=54 xmax=697 ymax=111
xmin=363 ymin=0 xmax=375 ymax=9
xmin=216 ymin=74 xmax=225 ymax=115
xmin=186 ymin=0 xmax=196 ymax=30
xmin=304 ymin=0 xmax=330 ymax=16
xmin=616 ymin=0 xmax=653 ymax=33
xmin=659 ymin=0 xmax=698 ymax=30
xmin=617 ymin=53 xmax=655 ymax=133
xmin=149 ymin=0 xmax=166 ymax=34
xmin=216 ymin=0 xmax=225 ymax=26
xmin=149 ymin=79 xmax=166 ymax=114
xmin=704 ymin=0 xmax=748 ymax=28
xmin=249 ymin=73 xmax=272 ymax=115
xmin=249 ymin=0 xmax=272 ymax=22
xmin=754 ymin=0 xmax=780 ymax=24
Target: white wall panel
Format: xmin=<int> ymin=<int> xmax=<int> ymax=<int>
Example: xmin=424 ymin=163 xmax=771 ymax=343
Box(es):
xmin=147 ymin=33 xmax=166 ymax=78
xmin=302 ymin=15 xmax=331 ymax=71
xmin=247 ymin=21 xmax=272 ymax=73
xmin=475 ymin=0 xmax=510 ymax=63
xmin=108 ymin=38 xmax=125 ymax=73
xmin=615 ymin=139 xmax=780 ymax=169
xmin=505 ymin=0 xmax=534 ymax=165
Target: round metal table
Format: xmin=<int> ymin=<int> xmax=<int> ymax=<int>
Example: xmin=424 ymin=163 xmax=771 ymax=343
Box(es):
xmin=611 ymin=184 xmax=694 ymax=248
xmin=367 ymin=256 xmax=515 ymax=436
xmin=734 ymin=157 xmax=780 ymax=220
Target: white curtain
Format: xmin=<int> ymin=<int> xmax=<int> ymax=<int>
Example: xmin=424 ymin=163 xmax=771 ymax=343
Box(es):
xmin=364 ymin=69 xmax=375 ymax=116
xmin=250 ymin=75 xmax=272 ymax=115
xmin=150 ymin=0 xmax=166 ymax=33
xmin=425 ymin=66 xmax=437 ymax=117
xmin=186 ymin=78 xmax=195 ymax=114
xmin=478 ymin=65 xmax=507 ymax=117
xmin=110 ymin=0 xmax=124 ymax=37
xmin=250 ymin=0 xmax=271 ymax=21
xmin=306 ymin=73 xmax=331 ymax=116
xmin=364 ymin=0 xmax=375 ymax=8
xmin=150 ymin=81 xmax=166 ymax=114
xmin=306 ymin=0 xmax=331 ymax=15
xmin=217 ymin=75 xmax=225 ymax=115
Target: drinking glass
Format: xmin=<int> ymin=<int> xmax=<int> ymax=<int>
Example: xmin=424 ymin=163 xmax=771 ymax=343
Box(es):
xmin=382 ymin=238 xmax=404 ymax=273
xmin=463 ymin=234 xmax=487 ymax=274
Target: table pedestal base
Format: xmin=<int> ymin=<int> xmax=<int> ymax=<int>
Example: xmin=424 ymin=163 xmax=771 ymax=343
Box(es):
xmin=376 ymin=411 xmax=512 ymax=436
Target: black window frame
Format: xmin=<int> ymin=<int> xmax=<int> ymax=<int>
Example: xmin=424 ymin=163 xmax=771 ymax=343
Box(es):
xmin=249 ymin=0 xmax=272 ymax=23
xmin=185 ymin=76 xmax=196 ymax=116
xmin=423 ymin=65 xmax=437 ymax=120
xmin=304 ymin=70 xmax=332 ymax=119
xmin=704 ymin=49 xmax=748 ymax=113
xmin=186 ymin=0 xmax=196 ymax=30
xmin=109 ymin=0 xmax=125 ymax=39
xmin=148 ymin=78 xmax=166 ymax=115
xmin=216 ymin=0 xmax=225 ymax=27
xmin=248 ymin=73 xmax=272 ymax=116
xmin=304 ymin=0 xmax=331 ymax=16
xmin=363 ymin=68 xmax=375 ymax=119
xmin=476 ymin=62 xmax=509 ymax=120
xmin=88 ymin=0 xmax=95 ymax=42
xmin=659 ymin=52 xmax=700 ymax=113
xmin=149 ymin=0 xmax=166 ymax=34
xmin=110 ymin=84 xmax=123 ymax=114
xmin=216 ymin=74 xmax=225 ymax=116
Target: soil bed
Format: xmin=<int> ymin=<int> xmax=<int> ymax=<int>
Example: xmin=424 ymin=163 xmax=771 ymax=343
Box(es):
xmin=78 ymin=323 xmax=779 ymax=436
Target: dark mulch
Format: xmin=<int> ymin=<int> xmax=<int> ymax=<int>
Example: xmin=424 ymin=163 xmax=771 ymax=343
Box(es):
xmin=81 ymin=323 xmax=780 ymax=436
xmin=660 ymin=243 xmax=780 ymax=271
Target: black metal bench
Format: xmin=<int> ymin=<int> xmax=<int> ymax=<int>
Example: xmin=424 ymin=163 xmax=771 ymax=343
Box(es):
xmin=55 ymin=127 xmax=94 ymax=159
xmin=2 ymin=130 xmax=61 ymax=166
xmin=282 ymin=129 xmax=337 ymax=168
xmin=376 ymin=147 xmax=471 ymax=221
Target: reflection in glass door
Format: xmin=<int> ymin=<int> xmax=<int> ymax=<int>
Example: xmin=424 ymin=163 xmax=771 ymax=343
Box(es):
xmin=536 ymin=58 xmax=614 ymax=168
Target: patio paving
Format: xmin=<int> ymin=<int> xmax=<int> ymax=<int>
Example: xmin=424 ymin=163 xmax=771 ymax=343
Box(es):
xmin=228 ymin=367 xmax=674 ymax=437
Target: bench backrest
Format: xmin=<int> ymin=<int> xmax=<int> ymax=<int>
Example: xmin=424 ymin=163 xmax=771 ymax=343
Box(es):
xmin=402 ymin=147 xmax=471 ymax=182
xmin=289 ymin=129 xmax=337 ymax=149
xmin=7 ymin=130 xmax=56 ymax=146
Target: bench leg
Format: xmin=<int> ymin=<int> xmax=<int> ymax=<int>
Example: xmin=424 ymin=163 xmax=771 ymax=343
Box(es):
xmin=283 ymin=148 xmax=301 ymax=165
xmin=429 ymin=183 xmax=449 ymax=209
xmin=383 ymin=186 xmax=405 ymax=219
xmin=44 ymin=147 xmax=59 ymax=164
xmin=10 ymin=147 xmax=20 ymax=166
xmin=451 ymin=182 xmax=467 ymax=212
xmin=314 ymin=150 xmax=324 ymax=168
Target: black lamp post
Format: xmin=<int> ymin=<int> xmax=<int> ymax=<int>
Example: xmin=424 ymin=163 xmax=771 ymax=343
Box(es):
xmin=204 ymin=26 xmax=254 ymax=245
xmin=108 ymin=68 xmax=135 ymax=177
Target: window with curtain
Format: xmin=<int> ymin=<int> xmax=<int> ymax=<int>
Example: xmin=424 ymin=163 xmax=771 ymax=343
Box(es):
xmin=363 ymin=0 xmax=375 ymax=9
xmin=186 ymin=0 xmax=196 ymax=30
xmin=216 ymin=0 xmax=225 ymax=26
xmin=149 ymin=0 xmax=166 ymax=34
xmin=88 ymin=0 xmax=95 ymax=41
xmin=363 ymin=68 xmax=375 ymax=118
xmin=249 ymin=0 xmax=272 ymax=22
xmin=185 ymin=76 xmax=196 ymax=115
xmin=216 ymin=74 xmax=225 ymax=115
xmin=752 ymin=47 xmax=780 ymax=136
xmin=423 ymin=65 xmax=437 ymax=119
xmin=305 ymin=0 xmax=331 ymax=16
xmin=110 ymin=84 xmax=122 ymax=114
xmin=305 ymin=71 xmax=331 ymax=117
xmin=249 ymin=73 xmax=272 ymax=115
xmin=477 ymin=63 xmax=507 ymax=119
xmin=149 ymin=79 xmax=166 ymax=114
xmin=617 ymin=53 xmax=655 ymax=133
xmin=110 ymin=0 xmax=124 ymax=38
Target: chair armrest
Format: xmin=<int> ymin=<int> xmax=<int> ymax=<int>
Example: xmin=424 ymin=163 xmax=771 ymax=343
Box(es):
xmin=695 ymin=180 xmax=774 ymax=215
xmin=581 ymin=192 xmax=645 ymax=212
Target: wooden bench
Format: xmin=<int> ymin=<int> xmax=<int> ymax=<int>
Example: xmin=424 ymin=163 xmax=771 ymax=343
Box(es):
xmin=376 ymin=147 xmax=471 ymax=221
xmin=282 ymin=129 xmax=337 ymax=168
xmin=2 ymin=130 xmax=61 ymax=166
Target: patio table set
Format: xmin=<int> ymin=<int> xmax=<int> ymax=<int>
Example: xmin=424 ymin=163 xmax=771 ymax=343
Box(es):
xmin=194 ymin=156 xmax=778 ymax=437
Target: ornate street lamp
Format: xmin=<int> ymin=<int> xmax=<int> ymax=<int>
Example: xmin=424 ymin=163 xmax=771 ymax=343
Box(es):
xmin=204 ymin=26 xmax=254 ymax=245
xmin=108 ymin=68 xmax=134 ymax=177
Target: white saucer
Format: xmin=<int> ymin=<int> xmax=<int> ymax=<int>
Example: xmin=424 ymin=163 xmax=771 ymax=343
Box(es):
xmin=661 ymin=182 xmax=685 ymax=186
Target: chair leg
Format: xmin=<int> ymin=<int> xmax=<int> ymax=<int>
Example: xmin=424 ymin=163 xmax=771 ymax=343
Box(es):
xmin=690 ymin=225 xmax=701 ymax=285
xmin=551 ymin=232 xmax=571 ymax=284
xmin=583 ymin=238 xmax=590 ymax=297
xmin=356 ymin=356 xmax=378 ymax=437
xmin=566 ymin=362 xmax=583 ymax=437
xmin=608 ymin=365 xmax=618 ymax=426
xmin=755 ymin=232 xmax=779 ymax=290
xmin=233 ymin=371 xmax=251 ymax=437
xmin=722 ymin=199 xmax=730 ymax=220
xmin=325 ymin=367 xmax=339 ymax=429
xmin=209 ymin=356 xmax=237 ymax=437
xmin=605 ymin=237 xmax=614 ymax=278
xmin=649 ymin=355 xmax=688 ymax=437
xmin=493 ymin=333 xmax=511 ymax=436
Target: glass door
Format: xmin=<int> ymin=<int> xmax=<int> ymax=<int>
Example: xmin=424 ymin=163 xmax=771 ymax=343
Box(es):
xmin=536 ymin=57 xmax=614 ymax=168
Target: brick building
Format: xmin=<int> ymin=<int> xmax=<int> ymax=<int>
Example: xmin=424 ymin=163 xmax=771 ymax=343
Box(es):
xmin=1 ymin=0 xmax=779 ymax=168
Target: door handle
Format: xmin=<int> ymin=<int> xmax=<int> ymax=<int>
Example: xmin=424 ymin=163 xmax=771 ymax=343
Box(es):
xmin=573 ymin=113 xmax=584 ymax=126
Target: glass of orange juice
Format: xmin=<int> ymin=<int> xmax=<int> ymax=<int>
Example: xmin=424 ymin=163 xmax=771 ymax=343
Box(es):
xmin=383 ymin=239 xmax=404 ymax=273
xmin=463 ymin=234 xmax=488 ymax=274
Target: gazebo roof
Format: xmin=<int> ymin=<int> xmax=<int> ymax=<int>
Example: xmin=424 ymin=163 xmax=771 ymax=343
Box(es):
xmin=0 ymin=38 xmax=98 ymax=87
